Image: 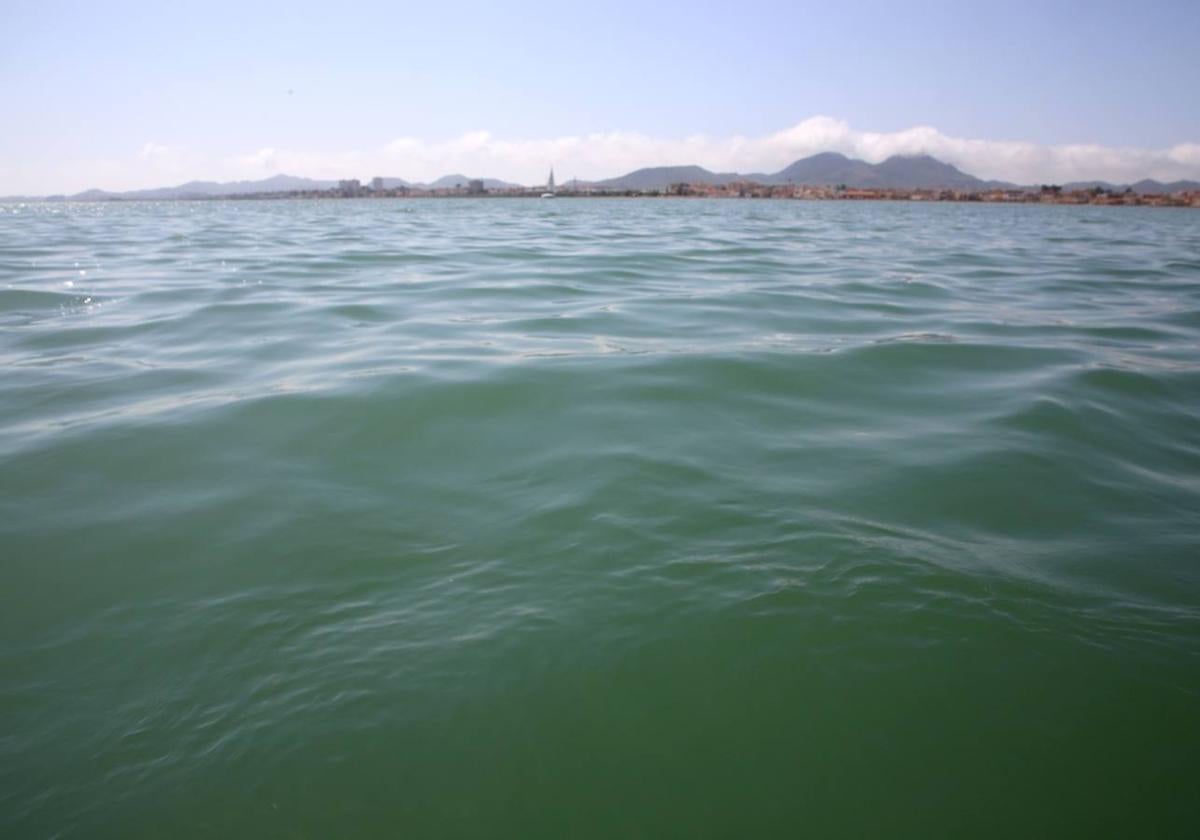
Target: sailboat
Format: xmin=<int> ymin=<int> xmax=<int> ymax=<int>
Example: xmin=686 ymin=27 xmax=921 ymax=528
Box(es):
xmin=541 ymin=168 xmax=556 ymax=199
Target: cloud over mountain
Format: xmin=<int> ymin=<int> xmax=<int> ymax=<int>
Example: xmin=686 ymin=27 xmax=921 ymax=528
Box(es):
xmin=22 ymin=117 xmax=1200 ymax=194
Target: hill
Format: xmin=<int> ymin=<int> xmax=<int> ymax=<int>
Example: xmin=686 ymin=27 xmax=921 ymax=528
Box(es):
xmin=592 ymin=165 xmax=740 ymax=191
xmin=30 ymin=173 xmax=522 ymax=201
xmin=420 ymin=174 xmax=522 ymax=190
xmin=1062 ymin=178 xmax=1200 ymax=194
xmin=121 ymin=174 xmax=336 ymax=199
xmin=756 ymin=152 xmax=879 ymax=186
xmin=590 ymin=153 xmax=1005 ymax=191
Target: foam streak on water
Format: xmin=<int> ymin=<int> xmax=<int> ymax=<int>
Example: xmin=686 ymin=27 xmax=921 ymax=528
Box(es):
xmin=2 ymin=199 xmax=1199 ymax=837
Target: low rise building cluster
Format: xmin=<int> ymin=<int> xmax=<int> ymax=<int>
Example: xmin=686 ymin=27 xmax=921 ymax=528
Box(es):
xmin=225 ymin=177 xmax=1200 ymax=206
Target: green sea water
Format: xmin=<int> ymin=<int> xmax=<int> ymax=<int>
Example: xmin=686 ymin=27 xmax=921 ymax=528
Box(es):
xmin=2 ymin=198 xmax=1199 ymax=838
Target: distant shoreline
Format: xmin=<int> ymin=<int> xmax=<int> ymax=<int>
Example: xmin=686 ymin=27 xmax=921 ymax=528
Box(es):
xmin=23 ymin=187 xmax=1199 ymax=208
xmin=10 ymin=151 xmax=1200 ymax=205
xmin=11 ymin=160 xmax=1200 ymax=206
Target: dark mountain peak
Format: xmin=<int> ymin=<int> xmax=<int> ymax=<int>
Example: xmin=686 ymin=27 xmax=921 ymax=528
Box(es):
xmin=870 ymin=154 xmax=983 ymax=188
xmin=623 ymin=165 xmax=718 ymax=179
xmin=804 ymin=151 xmax=852 ymax=162
xmin=771 ymin=153 xmax=875 ymax=185
xmin=1129 ymin=178 xmax=1200 ymax=194
xmin=877 ymin=153 xmax=960 ymax=171
xmin=882 ymin=152 xmax=937 ymax=162
xmin=426 ymin=174 xmax=471 ymax=188
xmin=593 ymin=165 xmax=737 ymax=190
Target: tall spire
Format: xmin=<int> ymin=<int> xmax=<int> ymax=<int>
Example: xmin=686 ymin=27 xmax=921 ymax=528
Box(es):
xmin=548 ymin=167 xmax=555 ymax=191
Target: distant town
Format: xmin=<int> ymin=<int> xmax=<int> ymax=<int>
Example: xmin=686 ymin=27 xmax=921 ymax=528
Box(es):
xmin=250 ymin=177 xmax=1200 ymax=207
xmin=10 ymin=153 xmax=1200 ymax=207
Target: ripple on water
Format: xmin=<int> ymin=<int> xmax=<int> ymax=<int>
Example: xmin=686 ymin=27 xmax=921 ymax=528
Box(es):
xmin=1 ymin=198 xmax=1199 ymax=838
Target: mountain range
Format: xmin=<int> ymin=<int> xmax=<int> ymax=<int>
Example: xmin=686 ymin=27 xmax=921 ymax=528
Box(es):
xmin=589 ymin=153 xmax=1012 ymax=191
xmin=1059 ymin=178 xmax=1200 ymax=194
xmin=70 ymin=174 xmax=338 ymax=201
xmin=21 ymin=173 xmax=521 ymax=201
xmin=6 ymin=153 xmax=1198 ymax=200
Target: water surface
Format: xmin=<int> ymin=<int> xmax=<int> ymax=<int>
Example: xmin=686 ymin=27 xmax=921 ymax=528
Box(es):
xmin=2 ymin=198 xmax=1199 ymax=837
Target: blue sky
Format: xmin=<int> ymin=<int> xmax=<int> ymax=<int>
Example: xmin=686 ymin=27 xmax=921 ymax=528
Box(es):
xmin=2 ymin=0 xmax=1198 ymax=192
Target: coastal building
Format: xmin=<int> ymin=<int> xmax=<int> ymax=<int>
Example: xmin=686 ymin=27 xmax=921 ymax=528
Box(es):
xmin=371 ymin=177 xmax=384 ymax=191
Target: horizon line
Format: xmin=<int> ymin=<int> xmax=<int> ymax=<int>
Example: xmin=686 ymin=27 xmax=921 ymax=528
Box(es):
xmin=11 ymin=150 xmax=1200 ymax=201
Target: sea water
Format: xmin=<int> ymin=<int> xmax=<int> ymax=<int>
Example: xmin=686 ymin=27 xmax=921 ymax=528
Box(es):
xmin=2 ymin=198 xmax=1198 ymax=837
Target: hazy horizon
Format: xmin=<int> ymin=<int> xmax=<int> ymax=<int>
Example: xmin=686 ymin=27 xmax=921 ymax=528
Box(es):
xmin=3 ymin=0 xmax=1199 ymax=194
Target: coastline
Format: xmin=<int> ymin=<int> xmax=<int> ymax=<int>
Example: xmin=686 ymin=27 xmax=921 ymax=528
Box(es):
xmin=28 ymin=187 xmax=1200 ymax=207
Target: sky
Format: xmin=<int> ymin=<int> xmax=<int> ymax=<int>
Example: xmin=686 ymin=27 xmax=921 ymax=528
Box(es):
xmin=2 ymin=0 xmax=1199 ymax=193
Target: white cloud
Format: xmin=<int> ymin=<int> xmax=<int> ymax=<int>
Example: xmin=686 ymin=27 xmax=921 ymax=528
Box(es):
xmin=13 ymin=118 xmax=1200 ymax=194
xmin=232 ymin=147 xmax=280 ymax=173
xmin=138 ymin=142 xmax=172 ymax=160
xmin=219 ymin=117 xmax=1200 ymax=186
xmin=1167 ymin=143 xmax=1200 ymax=168
xmin=124 ymin=141 xmax=207 ymax=185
